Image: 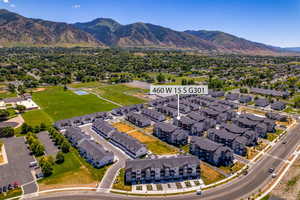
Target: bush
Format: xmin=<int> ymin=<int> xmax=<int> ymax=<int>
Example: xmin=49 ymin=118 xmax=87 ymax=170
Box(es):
xmin=21 ymin=123 xmax=33 ymax=134
xmin=0 ymin=126 xmax=14 ymax=138
xmin=55 ymin=151 xmax=65 ymax=164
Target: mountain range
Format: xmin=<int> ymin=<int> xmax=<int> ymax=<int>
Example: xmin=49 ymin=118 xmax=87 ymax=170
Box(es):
xmin=0 ymin=9 xmax=296 ymax=55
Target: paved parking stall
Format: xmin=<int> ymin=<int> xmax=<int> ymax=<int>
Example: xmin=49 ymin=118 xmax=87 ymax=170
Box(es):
xmin=0 ymin=137 xmax=35 ymax=189
xmin=37 ymin=131 xmax=59 ymax=156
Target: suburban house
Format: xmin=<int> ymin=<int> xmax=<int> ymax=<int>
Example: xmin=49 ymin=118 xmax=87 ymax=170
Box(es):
xmin=111 ymin=104 xmax=144 ymax=116
xmin=250 ymin=88 xmax=290 ymax=98
xmin=92 ymin=119 xmax=116 ymax=139
xmin=156 ymin=105 xmax=178 ymax=117
xmin=64 ymin=127 xmax=90 ymax=147
xmin=254 ymin=98 xmax=270 ymax=107
xmin=167 ymin=102 xmax=191 ymax=114
xmin=110 ymin=131 xmax=148 ymax=158
xmin=153 ymin=122 xmax=188 ymax=146
xmin=191 ymin=122 xmax=206 ymax=136
xmin=239 ymin=95 xmax=252 ymax=104
xmin=54 ymin=112 xmax=109 ymax=130
xmin=125 ymin=155 xmax=200 ymax=184
xmin=142 ymin=108 xmax=166 ymax=122
xmin=173 ymin=116 xmax=197 ymax=131
xmin=207 ymin=129 xmax=247 ymax=156
xmin=271 ymin=101 xmax=286 ymax=111
xmin=265 ymin=112 xmax=288 ymax=122
xmin=0 ymin=94 xmax=39 ymax=110
xmin=77 ymin=139 xmax=114 ymax=168
xmin=225 ymin=93 xmax=240 ymax=101
xmin=187 ymin=112 xmax=206 ymax=122
xmin=126 ymin=112 xmax=152 ymax=127
xmin=210 ymin=91 xmax=225 ymax=98
xmin=190 ymin=136 xmax=234 ymax=166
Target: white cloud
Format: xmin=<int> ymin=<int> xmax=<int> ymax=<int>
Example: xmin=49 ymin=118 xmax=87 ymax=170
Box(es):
xmin=10 ymin=3 xmax=15 ymax=7
xmin=3 ymin=0 xmax=10 ymax=3
xmin=72 ymin=4 xmax=80 ymax=9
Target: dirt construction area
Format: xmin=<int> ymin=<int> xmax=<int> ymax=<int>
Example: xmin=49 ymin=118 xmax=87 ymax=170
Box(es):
xmin=271 ymin=157 xmax=300 ymax=199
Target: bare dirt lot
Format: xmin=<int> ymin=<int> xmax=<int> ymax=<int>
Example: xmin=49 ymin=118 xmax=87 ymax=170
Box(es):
xmin=271 ymin=157 xmax=300 ymax=199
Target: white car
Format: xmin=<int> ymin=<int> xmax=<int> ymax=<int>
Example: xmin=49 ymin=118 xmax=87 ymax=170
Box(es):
xmin=272 ymin=173 xmax=277 ymax=178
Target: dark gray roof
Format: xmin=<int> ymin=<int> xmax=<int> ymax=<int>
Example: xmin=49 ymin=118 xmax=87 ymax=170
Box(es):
xmin=155 ymin=122 xmax=177 ymax=133
xmin=222 ymin=123 xmax=247 ymax=134
xmin=110 ymin=131 xmax=146 ymax=154
xmin=65 ymin=126 xmax=90 ymax=142
xmin=92 ymin=119 xmax=115 ymax=136
xmin=250 ymin=88 xmax=289 ymax=97
xmin=191 ymin=136 xmax=223 ymax=151
xmin=78 ymin=139 xmax=113 ymax=160
xmin=187 ymin=112 xmax=206 ymax=122
xmin=126 ymin=155 xmax=199 ymax=171
xmin=254 ymin=98 xmax=269 ymax=107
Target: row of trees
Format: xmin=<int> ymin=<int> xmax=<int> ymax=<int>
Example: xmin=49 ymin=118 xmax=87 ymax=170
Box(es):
xmin=39 ymin=151 xmax=65 ymax=177
xmin=26 ymin=132 xmax=45 ymax=156
xmin=0 ymin=127 xmax=14 ymax=138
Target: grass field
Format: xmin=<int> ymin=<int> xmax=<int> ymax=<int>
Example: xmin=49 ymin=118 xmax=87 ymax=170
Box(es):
xmin=0 ymin=92 xmax=17 ymax=99
xmin=38 ymin=150 xmax=110 ymax=190
xmin=0 ymin=188 xmax=22 ymax=200
xmin=32 ymin=87 xmax=118 ymax=121
xmin=113 ymin=122 xmax=179 ymax=155
xmin=22 ymin=109 xmax=53 ymax=127
xmin=68 ymin=81 xmax=102 ymax=88
xmin=147 ymin=72 xmax=207 ymax=85
xmin=112 ymin=168 xmax=132 ymax=191
xmin=219 ymin=162 xmax=245 ymax=174
xmin=200 ymin=163 xmax=226 ymax=185
xmin=92 ymin=84 xmax=147 ymax=106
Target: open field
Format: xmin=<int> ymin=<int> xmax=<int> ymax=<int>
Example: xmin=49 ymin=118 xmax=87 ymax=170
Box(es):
xmin=200 ymin=163 xmax=226 ymax=185
xmin=68 ymin=81 xmax=103 ymax=88
xmin=271 ymin=157 xmax=300 ymax=199
xmin=219 ymin=162 xmax=245 ymax=174
xmin=147 ymin=72 xmax=207 ymax=85
xmin=22 ymin=109 xmax=53 ymax=127
xmin=38 ymin=150 xmax=109 ymax=190
xmin=112 ymin=122 xmax=179 ymax=155
xmin=92 ymin=84 xmax=147 ymax=106
xmin=112 ymin=168 xmax=132 ymax=191
xmin=113 ymin=122 xmax=135 ymax=133
xmin=32 ymin=87 xmax=118 ymax=121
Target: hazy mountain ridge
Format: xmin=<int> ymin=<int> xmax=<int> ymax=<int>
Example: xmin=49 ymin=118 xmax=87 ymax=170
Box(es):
xmin=0 ymin=9 xmax=297 ymax=55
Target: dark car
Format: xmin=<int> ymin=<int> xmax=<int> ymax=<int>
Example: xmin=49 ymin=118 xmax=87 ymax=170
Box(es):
xmin=7 ymin=184 xmax=13 ymax=190
xmin=2 ymin=186 xmax=7 ymax=193
xmin=0 ymin=187 xmax=2 ymax=194
xmin=268 ymin=168 xmax=274 ymax=173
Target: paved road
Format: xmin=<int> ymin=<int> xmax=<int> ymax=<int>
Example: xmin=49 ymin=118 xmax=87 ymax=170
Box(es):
xmin=32 ymin=122 xmax=300 ymax=200
xmin=0 ymin=137 xmax=35 ymax=187
xmin=80 ymin=125 xmax=130 ymax=189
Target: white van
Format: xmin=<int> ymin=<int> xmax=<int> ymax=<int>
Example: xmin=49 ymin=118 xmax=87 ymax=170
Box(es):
xmin=29 ymin=161 xmax=38 ymax=167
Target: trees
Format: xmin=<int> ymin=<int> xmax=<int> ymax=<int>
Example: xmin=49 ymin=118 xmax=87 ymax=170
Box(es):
xmin=21 ymin=123 xmax=33 ymax=134
xmin=61 ymin=141 xmax=70 ymax=153
xmin=40 ymin=157 xmax=53 ymax=177
xmin=0 ymin=109 xmax=9 ymax=121
xmin=7 ymin=83 xmax=16 ymax=93
xmin=16 ymin=105 xmax=26 ymax=113
xmin=156 ymin=73 xmax=165 ymax=83
xmin=0 ymin=127 xmax=14 ymax=138
xmin=26 ymin=132 xmax=45 ymax=156
xmin=55 ymin=151 xmax=65 ymax=164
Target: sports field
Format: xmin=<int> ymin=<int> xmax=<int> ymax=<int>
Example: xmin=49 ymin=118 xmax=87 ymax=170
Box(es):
xmin=92 ymin=84 xmax=147 ymax=106
xmin=32 ymin=87 xmax=118 ymax=121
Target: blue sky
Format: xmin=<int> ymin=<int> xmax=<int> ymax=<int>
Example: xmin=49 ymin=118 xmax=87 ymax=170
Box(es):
xmin=0 ymin=0 xmax=299 ymax=47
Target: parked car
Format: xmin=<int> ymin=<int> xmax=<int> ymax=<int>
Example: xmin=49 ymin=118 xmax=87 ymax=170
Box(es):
xmin=2 ymin=186 xmax=7 ymax=193
xmin=196 ymin=189 xmax=202 ymax=195
xmin=29 ymin=161 xmax=38 ymax=167
xmin=268 ymin=168 xmax=274 ymax=173
xmin=7 ymin=184 xmax=13 ymax=190
xmin=272 ymin=173 xmax=277 ymax=178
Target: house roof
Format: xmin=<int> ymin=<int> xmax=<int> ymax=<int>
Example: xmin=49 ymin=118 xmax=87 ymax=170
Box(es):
xmin=191 ymin=136 xmax=223 ymax=151
xmin=155 ymin=122 xmax=178 ymax=133
xmin=126 ymin=155 xmax=199 ymax=171
xmin=221 ymin=123 xmax=247 ymax=134
xmin=78 ymin=139 xmax=113 ymax=161
xmin=110 ymin=131 xmax=146 ymax=154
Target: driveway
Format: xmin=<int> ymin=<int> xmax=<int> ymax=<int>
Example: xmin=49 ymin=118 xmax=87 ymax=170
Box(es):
xmin=0 ymin=137 xmax=36 ymax=191
xmin=37 ymin=131 xmax=59 ymax=156
xmin=80 ymin=125 xmax=130 ymax=189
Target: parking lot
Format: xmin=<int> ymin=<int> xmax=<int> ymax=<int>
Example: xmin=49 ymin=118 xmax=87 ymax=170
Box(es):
xmin=0 ymin=137 xmax=35 ymax=190
xmin=37 ymin=131 xmax=58 ymax=156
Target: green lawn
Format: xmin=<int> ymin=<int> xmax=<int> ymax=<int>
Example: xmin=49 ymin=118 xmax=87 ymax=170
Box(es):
xmin=93 ymin=84 xmax=147 ymax=106
xmin=67 ymin=81 xmax=102 ymax=88
xmin=0 ymin=188 xmax=22 ymax=200
xmin=39 ymin=150 xmax=110 ymax=187
xmin=112 ymin=168 xmax=132 ymax=191
xmin=147 ymin=72 xmax=207 ymax=85
xmin=0 ymin=92 xmax=17 ymax=99
xmin=22 ymin=109 xmax=53 ymax=126
xmin=32 ymin=87 xmax=118 ymax=121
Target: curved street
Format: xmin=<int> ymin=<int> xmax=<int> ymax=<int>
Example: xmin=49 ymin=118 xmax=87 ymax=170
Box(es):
xmin=30 ymin=121 xmax=300 ymax=200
